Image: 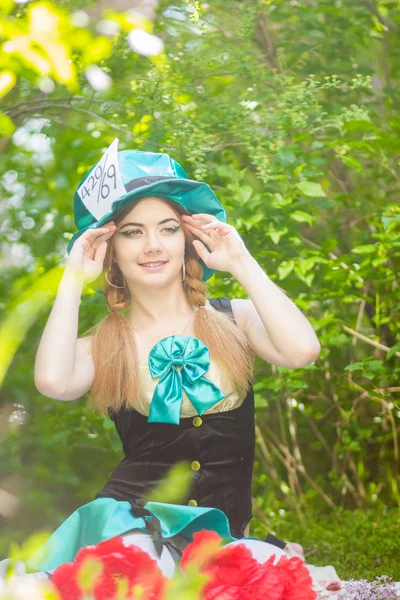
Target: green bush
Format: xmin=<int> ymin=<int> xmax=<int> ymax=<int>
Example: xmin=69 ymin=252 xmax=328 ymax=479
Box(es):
xmin=251 ymin=506 xmax=400 ymax=580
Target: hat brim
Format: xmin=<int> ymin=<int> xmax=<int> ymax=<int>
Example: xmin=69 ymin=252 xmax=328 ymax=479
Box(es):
xmin=67 ymin=178 xmax=226 ymax=282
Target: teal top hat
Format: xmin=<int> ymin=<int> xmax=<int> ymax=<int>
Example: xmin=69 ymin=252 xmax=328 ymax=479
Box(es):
xmin=68 ymin=139 xmax=226 ymax=282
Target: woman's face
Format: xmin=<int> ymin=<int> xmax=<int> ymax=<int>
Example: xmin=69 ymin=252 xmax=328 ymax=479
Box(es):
xmin=112 ymin=197 xmax=186 ymax=288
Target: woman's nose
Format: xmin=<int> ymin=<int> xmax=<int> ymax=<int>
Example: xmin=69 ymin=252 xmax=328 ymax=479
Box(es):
xmin=143 ymin=231 xmax=162 ymax=253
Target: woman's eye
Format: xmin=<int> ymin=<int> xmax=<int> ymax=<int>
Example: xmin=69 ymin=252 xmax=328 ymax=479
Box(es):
xmin=122 ymin=229 xmax=141 ymax=237
xmin=121 ymin=226 xmax=180 ymax=237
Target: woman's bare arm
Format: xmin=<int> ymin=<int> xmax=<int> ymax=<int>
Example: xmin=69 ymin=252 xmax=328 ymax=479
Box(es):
xmin=34 ymin=268 xmax=95 ymax=400
xmin=34 ymin=222 xmax=116 ymax=400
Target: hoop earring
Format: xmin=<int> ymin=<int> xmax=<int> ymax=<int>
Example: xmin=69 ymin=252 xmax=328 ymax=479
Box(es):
xmin=105 ymin=268 xmax=126 ymax=289
xmin=182 ymin=261 xmax=186 ymax=282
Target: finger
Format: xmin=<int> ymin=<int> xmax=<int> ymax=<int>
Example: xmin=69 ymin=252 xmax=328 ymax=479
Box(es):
xmin=83 ymin=223 xmax=116 ymax=235
xmin=81 ymin=233 xmax=111 ymax=260
xmin=192 ymin=240 xmax=211 ymax=264
xmin=83 ymin=229 xmax=115 ymax=253
xmin=197 ymin=223 xmax=228 ymax=242
xmin=93 ymin=229 xmax=116 ymax=245
xmin=81 ymin=238 xmax=96 ymax=261
xmin=184 ymin=213 xmax=218 ymax=223
xmin=205 ymin=228 xmax=230 ymax=238
xmin=94 ymin=240 xmax=108 ymax=265
xmin=182 ymin=215 xmax=210 ymax=228
xmin=202 ymin=222 xmax=231 ymax=233
xmin=182 ymin=215 xmax=205 ymax=225
xmin=184 ymin=223 xmax=214 ymax=245
xmin=82 ymin=225 xmax=116 ymax=242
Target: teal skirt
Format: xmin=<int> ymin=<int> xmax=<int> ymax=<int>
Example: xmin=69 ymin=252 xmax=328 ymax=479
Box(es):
xmin=27 ymin=499 xmax=243 ymax=572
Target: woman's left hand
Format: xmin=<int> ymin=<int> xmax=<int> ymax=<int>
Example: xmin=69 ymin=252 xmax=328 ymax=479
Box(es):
xmin=181 ymin=213 xmax=250 ymax=274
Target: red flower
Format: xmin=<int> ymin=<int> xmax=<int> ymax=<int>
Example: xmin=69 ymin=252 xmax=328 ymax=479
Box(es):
xmin=181 ymin=530 xmax=223 ymax=571
xmin=273 ymin=555 xmax=316 ymax=600
xmin=51 ymin=536 xmax=166 ymax=600
xmin=51 ymin=562 xmax=81 ymax=600
xmin=201 ymin=543 xmax=280 ymax=600
xmin=181 ymin=531 xmax=316 ymax=600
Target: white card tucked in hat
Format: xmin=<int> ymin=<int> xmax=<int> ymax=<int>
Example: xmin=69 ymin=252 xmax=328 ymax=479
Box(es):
xmin=77 ymin=138 xmax=126 ymax=221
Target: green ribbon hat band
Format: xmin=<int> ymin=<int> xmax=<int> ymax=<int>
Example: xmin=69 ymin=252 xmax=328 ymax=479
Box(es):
xmin=148 ymin=335 xmax=225 ymax=424
xmin=68 ymin=138 xmax=227 ymax=282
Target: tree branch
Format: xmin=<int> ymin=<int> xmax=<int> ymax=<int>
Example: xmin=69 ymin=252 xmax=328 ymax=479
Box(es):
xmin=10 ymin=103 xmax=136 ymax=137
xmin=342 ymin=325 xmax=400 ymax=358
xmin=6 ymin=95 xmax=136 ymax=115
xmin=362 ymin=0 xmax=399 ymax=34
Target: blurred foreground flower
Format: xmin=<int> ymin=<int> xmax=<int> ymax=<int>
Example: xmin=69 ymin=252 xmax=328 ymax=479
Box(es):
xmin=0 ymin=576 xmax=57 ymax=600
xmin=180 ymin=530 xmax=316 ymax=600
xmin=85 ymin=65 xmax=112 ymax=91
xmin=51 ymin=536 xmax=166 ymax=599
xmin=2 ymin=531 xmax=318 ymax=599
xmin=127 ymin=29 xmax=164 ymax=56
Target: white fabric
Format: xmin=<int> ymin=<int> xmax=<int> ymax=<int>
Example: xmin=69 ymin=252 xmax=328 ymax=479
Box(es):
xmin=122 ymin=532 xmax=176 ymax=578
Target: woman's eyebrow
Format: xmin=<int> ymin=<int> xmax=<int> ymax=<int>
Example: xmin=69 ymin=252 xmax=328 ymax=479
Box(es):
xmin=119 ymin=218 xmax=180 ymax=230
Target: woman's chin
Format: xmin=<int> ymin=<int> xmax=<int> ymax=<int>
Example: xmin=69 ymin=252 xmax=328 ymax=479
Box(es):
xmin=130 ymin=268 xmax=182 ymax=288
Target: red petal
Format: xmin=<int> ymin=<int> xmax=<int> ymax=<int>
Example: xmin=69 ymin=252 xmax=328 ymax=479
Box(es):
xmin=181 ymin=530 xmax=223 ymax=571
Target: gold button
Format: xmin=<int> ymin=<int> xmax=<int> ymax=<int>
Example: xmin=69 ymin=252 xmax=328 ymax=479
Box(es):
xmin=188 ymin=499 xmax=198 ymax=506
xmin=191 ymin=460 xmax=201 ymax=471
xmin=193 ymin=416 xmax=203 ymax=427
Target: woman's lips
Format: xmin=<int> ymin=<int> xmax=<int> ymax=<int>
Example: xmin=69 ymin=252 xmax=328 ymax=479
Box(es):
xmin=139 ymin=261 xmax=168 ymax=271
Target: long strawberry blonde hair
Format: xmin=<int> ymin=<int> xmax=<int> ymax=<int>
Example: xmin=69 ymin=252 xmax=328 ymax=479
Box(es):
xmin=84 ymin=197 xmax=255 ymax=414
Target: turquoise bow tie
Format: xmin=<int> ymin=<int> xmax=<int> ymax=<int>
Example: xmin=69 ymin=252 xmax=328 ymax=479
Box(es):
xmin=147 ymin=335 xmax=225 ymax=424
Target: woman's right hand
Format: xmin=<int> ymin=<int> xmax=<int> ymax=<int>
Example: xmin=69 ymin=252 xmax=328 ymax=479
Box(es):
xmin=65 ymin=222 xmax=117 ymax=284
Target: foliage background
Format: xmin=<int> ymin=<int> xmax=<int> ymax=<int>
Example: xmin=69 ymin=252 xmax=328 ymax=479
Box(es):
xmin=0 ymin=0 xmax=400 ymax=580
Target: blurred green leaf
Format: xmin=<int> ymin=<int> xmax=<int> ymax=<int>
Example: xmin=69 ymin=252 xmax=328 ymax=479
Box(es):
xmin=297 ymin=181 xmax=327 ymax=197
xmin=0 ymin=112 xmax=15 ymax=136
xmin=142 ymin=462 xmax=193 ymax=505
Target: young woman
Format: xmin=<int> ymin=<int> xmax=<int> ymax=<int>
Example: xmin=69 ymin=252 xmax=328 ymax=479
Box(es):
xmin=28 ymin=147 xmax=320 ymax=578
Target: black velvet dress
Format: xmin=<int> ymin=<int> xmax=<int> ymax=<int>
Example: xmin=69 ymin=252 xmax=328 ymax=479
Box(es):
xmin=95 ymin=297 xmax=255 ymax=547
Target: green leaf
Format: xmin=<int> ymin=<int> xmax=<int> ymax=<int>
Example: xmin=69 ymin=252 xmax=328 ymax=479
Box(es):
xmin=382 ymin=215 xmax=400 ymax=230
xmin=294 ymin=263 xmax=315 ymax=287
xmin=352 ymin=244 xmax=377 ymax=254
xmin=344 ymin=362 xmax=364 ymax=372
xmin=0 ymin=70 xmax=17 ymax=98
xmin=277 ymin=260 xmax=295 ymax=280
xmin=297 ymin=181 xmax=326 ymax=197
xmin=277 ymin=150 xmax=297 ymax=165
xmin=237 ymin=184 xmax=253 ymax=205
xmin=142 ymin=462 xmax=192 ymax=505
xmin=290 ymin=210 xmax=315 ymax=226
xmin=0 ymin=112 xmax=15 ymax=136
xmin=266 ymin=222 xmax=288 ymax=244
xmin=215 ymin=165 xmax=240 ymax=181
xmin=343 ymin=118 xmax=376 ymax=132
xmin=254 ymin=393 xmax=268 ymax=408
xmin=341 ymin=155 xmax=363 ymax=170
xmin=0 ymin=0 xmax=14 ymax=14
xmin=270 ymin=193 xmax=293 ymax=208
xmin=387 ymin=342 xmax=400 ymax=360
xmin=77 ymin=557 xmax=103 ymax=592
xmin=242 ymin=212 xmax=263 ymax=229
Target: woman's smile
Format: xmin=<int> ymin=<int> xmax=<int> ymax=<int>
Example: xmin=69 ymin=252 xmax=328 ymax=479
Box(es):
xmin=139 ymin=260 xmax=169 ymax=271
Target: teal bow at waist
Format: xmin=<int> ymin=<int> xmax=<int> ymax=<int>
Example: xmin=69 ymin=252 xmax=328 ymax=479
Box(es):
xmin=147 ymin=335 xmax=225 ymax=424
